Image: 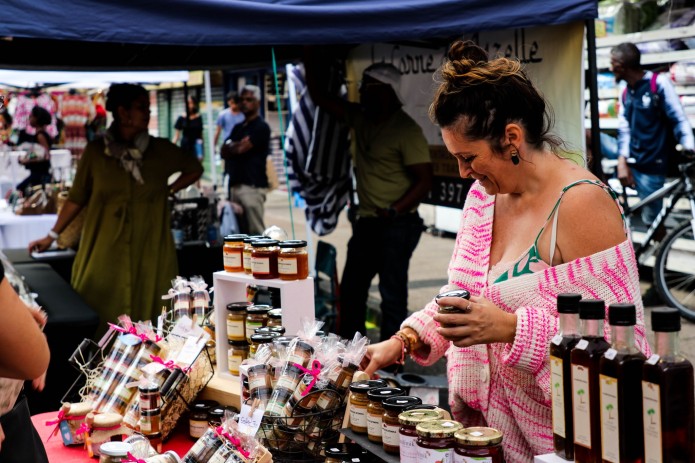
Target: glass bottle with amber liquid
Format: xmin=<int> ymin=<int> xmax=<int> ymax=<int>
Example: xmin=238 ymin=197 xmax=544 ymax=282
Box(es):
xmin=642 ymin=308 xmax=694 ymax=463
xmin=551 ymin=293 xmax=582 ymax=461
xmin=598 ymin=303 xmax=645 ymax=463
xmin=571 ymin=299 xmax=610 ymax=463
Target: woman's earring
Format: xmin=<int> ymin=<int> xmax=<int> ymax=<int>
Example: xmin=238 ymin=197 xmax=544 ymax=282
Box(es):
xmin=510 ymin=147 xmax=520 ymax=165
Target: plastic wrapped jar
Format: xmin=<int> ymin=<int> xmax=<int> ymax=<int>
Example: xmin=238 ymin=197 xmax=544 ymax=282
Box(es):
xmin=398 ymin=409 xmax=443 ymax=463
xmin=366 ymin=387 xmax=404 ymax=443
xmin=242 ymin=235 xmax=265 ymax=274
xmin=348 ymin=379 xmax=388 ymax=434
xmin=223 ymin=234 xmax=248 ymax=272
xmin=278 ymin=240 xmax=309 ymax=280
xmin=287 ymin=340 xmax=314 ymax=367
xmin=247 ymin=364 xmax=272 ymax=393
xmin=139 ymin=408 xmax=161 ymax=434
xmin=267 ymin=308 xmax=282 ymax=327
xmin=226 ymin=301 xmax=251 ymax=342
xmin=454 ymin=427 xmax=504 ymax=463
xmin=382 ymin=396 xmax=422 ymax=454
xmin=251 ymin=239 xmax=280 ymax=279
xmin=416 ymin=419 xmax=463 ymax=463
xmin=249 ymin=333 xmax=275 ymax=357
xmin=138 ymin=384 xmax=161 ymax=412
xmin=143 ymin=451 xmax=181 ymax=463
xmin=245 ymin=305 xmax=270 ymax=343
xmin=227 ymin=340 xmax=249 ymax=376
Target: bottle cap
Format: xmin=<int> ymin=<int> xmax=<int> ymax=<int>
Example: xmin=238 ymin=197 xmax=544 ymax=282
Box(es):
xmin=382 ymin=396 xmax=422 ymax=412
xmin=651 ymin=308 xmax=681 ymax=332
xmin=278 ymin=240 xmax=308 ymax=248
xmin=557 ymin=293 xmax=582 ymax=314
xmin=455 ymin=427 xmax=503 ymax=446
xmin=608 ymin=303 xmax=636 ymax=326
xmin=366 ymin=387 xmax=404 ymax=403
xmin=251 ymin=239 xmax=280 ymax=247
xmin=579 ymin=299 xmax=605 ymax=320
xmin=223 ymin=234 xmax=248 ymax=243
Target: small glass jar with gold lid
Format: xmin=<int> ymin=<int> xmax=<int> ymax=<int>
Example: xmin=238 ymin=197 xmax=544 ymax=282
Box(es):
xmin=454 ymin=427 xmax=504 ymax=463
xmin=223 ymin=234 xmax=248 ymax=272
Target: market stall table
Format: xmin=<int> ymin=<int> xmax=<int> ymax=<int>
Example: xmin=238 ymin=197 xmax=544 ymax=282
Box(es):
xmin=0 ymin=208 xmax=56 ymax=249
xmin=31 ymin=411 xmax=195 ymax=462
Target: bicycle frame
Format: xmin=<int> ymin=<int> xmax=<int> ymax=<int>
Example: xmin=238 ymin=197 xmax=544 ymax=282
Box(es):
xmin=622 ymin=160 xmax=695 ymax=261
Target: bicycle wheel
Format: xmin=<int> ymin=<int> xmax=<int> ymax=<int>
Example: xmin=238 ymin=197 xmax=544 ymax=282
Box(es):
xmin=653 ymin=221 xmax=695 ymax=321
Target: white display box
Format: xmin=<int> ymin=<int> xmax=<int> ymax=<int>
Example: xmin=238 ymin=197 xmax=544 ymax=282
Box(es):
xmin=534 ymin=454 xmax=573 ymax=463
xmin=213 ymin=270 xmax=314 ymax=380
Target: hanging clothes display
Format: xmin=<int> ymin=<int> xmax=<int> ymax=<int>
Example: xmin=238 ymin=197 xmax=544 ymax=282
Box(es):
xmin=60 ymin=91 xmax=91 ymax=157
xmin=284 ymin=63 xmax=352 ymax=236
xmin=12 ymin=92 xmax=58 ymax=140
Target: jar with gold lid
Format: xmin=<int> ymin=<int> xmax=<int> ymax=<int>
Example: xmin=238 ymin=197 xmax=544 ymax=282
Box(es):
xmin=226 ymin=301 xmax=251 ymax=342
xmin=245 ymin=305 xmax=270 ymax=343
xmin=251 ymin=239 xmax=280 ymax=279
xmin=223 ymin=234 xmax=248 ymax=272
xmin=227 ymin=340 xmax=249 ymax=376
xmin=381 ymin=396 xmax=422 ymax=454
xmin=348 ymin=379 xmax=388 ymax=434
xmin=454 ymin=427 xmax=504 ymax=463
xmin=416 ymin=419 xmax=463 ymax=463
xmin=267 ymin=308 xmax=282 ymax=326
xmin=243 ymin=235 xmax=266 ymax=274
xmin=398 ymin=409 xmax=443 ymax=463
xmin=366 ymin=387 xmax=404 ymax=443
xmin=278 ymin=240 xmax=309 ymax=280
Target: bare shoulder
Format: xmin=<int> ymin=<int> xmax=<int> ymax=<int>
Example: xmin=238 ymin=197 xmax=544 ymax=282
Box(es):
xmin=555 ymin=181 xmax=627 ymax=263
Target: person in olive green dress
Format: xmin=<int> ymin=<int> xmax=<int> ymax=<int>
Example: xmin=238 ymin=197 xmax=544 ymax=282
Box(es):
xmin=29 ymin=84 xmax=203 ymax=335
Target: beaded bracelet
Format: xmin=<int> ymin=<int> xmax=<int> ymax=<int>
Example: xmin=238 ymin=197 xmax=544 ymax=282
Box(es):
xmin=390 ymin=334 xmax=407 ymax=365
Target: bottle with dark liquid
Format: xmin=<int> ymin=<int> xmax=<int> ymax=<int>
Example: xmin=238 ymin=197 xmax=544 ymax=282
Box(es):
xmin=571 ymin=299 xmax=610 ymax=463
xmin=599 ymin=304 xmax=645 ymax=463
xmin=551 ymin=293 xmax=582 ymax=460
xmin=642 ymin=308 xmax=694 ymax=463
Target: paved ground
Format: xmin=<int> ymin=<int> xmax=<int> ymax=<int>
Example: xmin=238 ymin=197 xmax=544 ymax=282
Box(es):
xmin=263 ymin=190 xmax=695 ymax=367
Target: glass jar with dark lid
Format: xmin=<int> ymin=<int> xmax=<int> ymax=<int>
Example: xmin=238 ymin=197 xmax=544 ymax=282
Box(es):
xmin=188 ymin=402 xmax=210 ymax=439
xmin=454 ymin=427 xmax=504 ymax=462
xmin=226 ymin=301 xmax=252 ymax=342
xmin=382 ymin=396 xmax=423 ymax=454
xmin=223 ymin=234 xmax=248 ymax=273
xmin=348 ymin=380 xmax=388 ymax=434
xmin=278 ymin=240 xmax=309 ymax=280
xmin=324 ymin=443 xmax=370 ymax=463
xmin=416 ymin=420 xmax=463 ymax=462
xmin=254 ymin=326 xmax=284 ymax=336
xmin=251 ymin=239 xmax=280 ymax=279
xmin=267 ymin=308 xmax=282 ymax=327
xmin=249 ymin=333 xmax=276 ymax=356
xmin=208 ymin=406 xmax=226 ymax=428
xmin=366 ymin=387 xmax=404 ymax=443
xmin=245 ymin=305 xmax=270 ymax=343
xmin=243 ymin=235 xmax=266 ymax=274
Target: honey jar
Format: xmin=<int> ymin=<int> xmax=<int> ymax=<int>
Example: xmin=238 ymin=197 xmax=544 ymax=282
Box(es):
xmin=251 ymin=239 xmax=280 ymax=279
xmin=278 ymin=240 xmax=309 ymax=280
xmin=416 ymin=419 xmax=463 ymax=463
xmin=243 ymin=235 xmax=265 ymax=274
xmin=382 ymin=396 xmax=423 ymax=454
xmin=454 ymin=427 xmax=504 ymax=463
xmin=227 ymin=340 xmax=249 ymax=376
xmin=348 ymin=379 xmax=388 ymax=434
xmin=223 ymin=234 xmax=248 ymax=272
xmin=367 ymin=387 xmax=404 ymax=443
xmin=245 ymin=305 xmax=270 ymax=343
xmin=226 ymin=301 xmax=251 ymax=342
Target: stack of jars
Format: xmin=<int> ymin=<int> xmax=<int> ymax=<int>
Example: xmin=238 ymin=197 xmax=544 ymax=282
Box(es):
xmin=226 ymin=302 xmax=286 ymax=376
xmin=223 ymin=235 xmax=309 ymax=281
xmin=137 ymin=383 xmax=162 ymax=452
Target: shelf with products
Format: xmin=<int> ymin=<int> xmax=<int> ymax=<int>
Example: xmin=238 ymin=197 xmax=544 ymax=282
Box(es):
xmin=212 ymin=270 xmax=314 ymax=381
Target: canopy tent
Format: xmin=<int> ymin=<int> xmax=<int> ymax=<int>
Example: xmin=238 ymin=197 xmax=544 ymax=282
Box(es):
xmin=0 ymin=70 xmax=190 ymax=89
xmin=0 ymin=0 xmax=597 ymax=70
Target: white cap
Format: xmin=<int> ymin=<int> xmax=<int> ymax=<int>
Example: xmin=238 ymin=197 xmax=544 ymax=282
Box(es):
xmin=363 ymin=63 xmax=403 ymax=104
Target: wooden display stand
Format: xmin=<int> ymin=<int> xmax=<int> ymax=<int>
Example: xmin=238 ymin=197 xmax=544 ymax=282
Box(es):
xmin=212 ymin=270 xmax=314 ymax=382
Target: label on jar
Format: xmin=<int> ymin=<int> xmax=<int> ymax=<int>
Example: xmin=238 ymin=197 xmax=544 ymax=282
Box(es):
xmin=316 ymin=392 xmax=336 ymax=410
xmin=400 ymin=434 xmax=419 ymax=463
xmin=189 ymin=419 xmax=208 ymax=439
xmin=226 ymin=319 xmax=245 ymax=339
xmin=382 ymin=423 xmax=400 ymax=447
xmin=367 ymin=414 xmax=382 ymax=438
xmin=642 ymin=381 xmax=662 ymax=463
xmin=418 ymin=445 xmax=452 ymax=463
xmin=572 ymin=364 xmax=592 ymax=448
xmin=224 ymin=251 xmax=242 ymax=268
xmin=599 ymin=375 xmax=620 ymax=463
xmin=350 ymin=406 xmax=367 ymax=428
xmin=278 ymin=257 xmax=298 ymax=275
xmin=251 ymin=257 xmax=270 ymax=274
xmin=245 ymin=321 xmax=263 ymax=341
xmin=550 ymin=355 xmax=565 ymax=437
xmin=243 ymin=253 xmax=252 ymax=270
xmin=228 ymin=353 xmax=242 ymax=375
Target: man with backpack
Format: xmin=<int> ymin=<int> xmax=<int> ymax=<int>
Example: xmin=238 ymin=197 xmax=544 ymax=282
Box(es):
xmin=611 ymin=42 xmax=694 ymax=224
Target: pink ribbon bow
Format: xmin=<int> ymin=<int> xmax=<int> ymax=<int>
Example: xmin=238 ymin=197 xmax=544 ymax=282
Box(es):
xmin=150 ymin=355 xmax=191 ymax=374
xmin=123 ymin=452 xmax=146 ymax=463
xmin=75 ymin=423 xmax=90 ymax=435
xmin=294 ymin=359 xmax=322 ymax=396
xmin=215 ymin=427 xmax=250 ymax=459
xmin=108 ymin=323 xmax=162 ymax=343
xmin=44 ymin=410 xmax=66 ymax=427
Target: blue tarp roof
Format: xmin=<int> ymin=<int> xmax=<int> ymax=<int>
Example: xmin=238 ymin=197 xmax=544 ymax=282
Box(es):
xmin=2 ymin=0 xmax=597 ymax=46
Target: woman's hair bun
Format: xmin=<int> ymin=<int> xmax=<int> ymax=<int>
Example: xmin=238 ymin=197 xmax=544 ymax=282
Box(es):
xmin=447 ymin=40 xmax=488 ymax=64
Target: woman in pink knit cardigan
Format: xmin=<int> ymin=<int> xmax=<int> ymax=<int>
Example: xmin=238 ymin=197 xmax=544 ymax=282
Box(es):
xmin=361 ymin=41 xmax=650 ymax=462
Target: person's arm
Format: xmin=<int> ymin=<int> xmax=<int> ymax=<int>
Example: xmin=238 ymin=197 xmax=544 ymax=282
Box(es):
xmin=172 ymin=116 xmax=184 ymax=144
xmin=213 ymin=125 xmax=222 ymax=147
xmin=28 ymin=200 xmax=83 ymax=252
xmin=222 ymin=136 xmax=253 ymax=157
xmin=616 ymin=88 xmax=634 ymax=186
xmin=659 ymin=75 xmax=695 ymax=151
xmin=0 ymin=277 xmax=50 ymax=379
xmin=379 ymin=163 xmax=433 ymax=217
xmin=169 ymin=170 xmax=202 ymax=194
